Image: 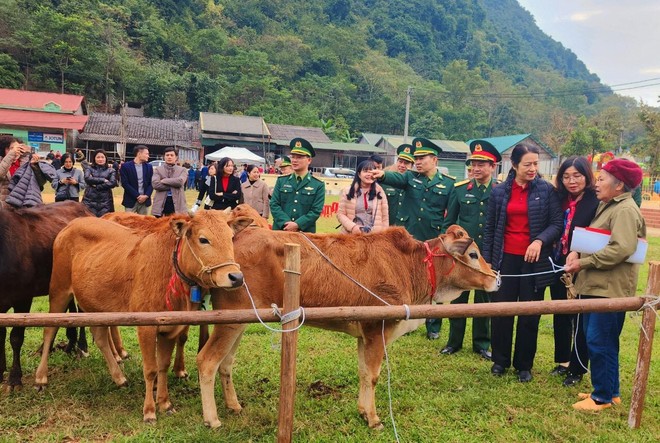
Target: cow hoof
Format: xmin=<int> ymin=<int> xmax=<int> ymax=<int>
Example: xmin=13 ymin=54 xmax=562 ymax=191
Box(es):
xmin=79 ymin=349 xmax=90 ymax=359
xmin=369 ymin=421 xmax=384 ymax=431
xmin=116 ymin=378 xmax=129 ymax=388
xmin=34 ymin=384 xmax=46 ymax=393
xmin=204 ymin=419 xmax=222 ymax=429
xmin=174 ymin=370 xmax=189 ymax=379
xmin=143 ymin=416 xmax=157 ymax=424
xmin=166 ymin=407 xmax=177 ymax=415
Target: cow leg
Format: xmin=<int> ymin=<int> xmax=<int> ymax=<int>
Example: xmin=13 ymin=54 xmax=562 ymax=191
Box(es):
xmin=137 ymin=326 xmax=159 ymax=423
xmin=357 ymin=325 xmax=387 ymax=430
xmin=109 ymin=326 xmax=129 ymax=361
xmin=155 ymin=334 xmax=178 ymax=414
xmin=197 ymin=324 xmax=246 ymax=428
xmin=0 ymin=325 xmax=6 ymax=383
xmin=172 ymin=326 xmax=189 ymax=378
xmin=90 ymin=326 xmax=128 ymax=387
xmin=77 ymin=326 xmax=89 ymax=357
xmin=6 ymin=299 xmax=33 ymax=390
xmin=64 ymin=300 xmax=79 ymax=355
xmin=198 ymin=324 xmax=209 ymax=353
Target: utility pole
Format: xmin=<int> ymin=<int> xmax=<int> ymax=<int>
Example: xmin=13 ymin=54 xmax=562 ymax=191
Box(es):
xmin=119 ymin=91 xmax=126 ymax=160
xmin=403 ymin=86 xmax=412 ymax=143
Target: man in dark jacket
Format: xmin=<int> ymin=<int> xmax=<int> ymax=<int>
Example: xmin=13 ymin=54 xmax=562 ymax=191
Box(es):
xmin=120 ymin=145 xmax=153 ymax=214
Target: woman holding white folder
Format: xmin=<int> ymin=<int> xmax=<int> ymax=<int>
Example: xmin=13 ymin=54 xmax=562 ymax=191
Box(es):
xmin=565 ymin=159 xmax=646 ymax=411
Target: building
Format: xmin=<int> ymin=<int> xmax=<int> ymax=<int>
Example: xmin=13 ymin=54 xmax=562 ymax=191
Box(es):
xmin=78 ymin=113 xmax=201 ymax=163
xmin=0 ymin=88 xmax=87 ymax=154
xmin=467 ymin=134 xmax=558 ymax=178
xmin=200 ymin=113 xmax=271 ymax=161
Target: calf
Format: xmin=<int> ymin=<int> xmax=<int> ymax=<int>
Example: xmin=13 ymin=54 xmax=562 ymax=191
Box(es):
xmin=199 ymin=225 xmax=498 ymax=429
xmin=0 ymin=201 xmax=90 ymax=390
xmin=35 ymin=210 xmax=251 ymax=422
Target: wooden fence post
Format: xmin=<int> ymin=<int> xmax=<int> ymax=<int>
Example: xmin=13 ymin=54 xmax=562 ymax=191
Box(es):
xmin=628 ymin=261 xmax=659 ymax=429
xmin=278 ymin=244 xmax=301 ymax=443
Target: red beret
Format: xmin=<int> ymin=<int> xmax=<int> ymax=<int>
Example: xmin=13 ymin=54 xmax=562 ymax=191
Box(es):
xmin=602 ymin=159 xmax=643 ymax=189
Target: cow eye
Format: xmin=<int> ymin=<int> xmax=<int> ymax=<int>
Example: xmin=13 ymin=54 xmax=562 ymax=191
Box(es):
xmin=199 ymin=237 xmax=210 ymax=244
xmin=469 ymin=252 xmax=478 ymax=260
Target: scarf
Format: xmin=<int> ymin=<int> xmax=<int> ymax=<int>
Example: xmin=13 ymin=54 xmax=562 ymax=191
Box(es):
xmin=9 ymin=159 xmax=21 ymax=176
xmin=560 ymin=194 xmax=582 ymax=255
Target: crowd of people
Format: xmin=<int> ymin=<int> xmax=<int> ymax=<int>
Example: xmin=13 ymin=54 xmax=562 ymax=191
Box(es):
xmin=0 ymin=134 xmax=647 ymax=412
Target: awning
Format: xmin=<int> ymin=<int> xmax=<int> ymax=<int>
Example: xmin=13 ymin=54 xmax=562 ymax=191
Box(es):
xmin=0 ymin=109 xmax=88 ymax=131
xmin=206 ymin=147 xmax=266 ymax=164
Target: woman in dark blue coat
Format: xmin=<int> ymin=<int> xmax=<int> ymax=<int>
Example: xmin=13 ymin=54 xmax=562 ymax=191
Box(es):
xmin=81 ymin=149 xmax=117 ymax=217
xmin=482 ymin=144 xmax=563 ymax=382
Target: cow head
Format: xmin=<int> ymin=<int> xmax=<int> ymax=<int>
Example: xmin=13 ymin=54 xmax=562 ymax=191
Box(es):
xmin=170 ymin=210 xmax=252 ymax=289
xmin=231 ymin=204 xmax=270 ymax=229
xmin=427 ymin=225 xmax=499 ymax=303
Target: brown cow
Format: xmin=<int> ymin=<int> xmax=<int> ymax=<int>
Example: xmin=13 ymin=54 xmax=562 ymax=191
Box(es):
xmin=0 ymin=201 xmax=91 ymax=390
xmin=231 ymin=204 xmax=270 ymax=229
xmin=198 ymin=225 xmax=498 ymax=429
xmin=35 ymin=210 xmax=252 ymax=422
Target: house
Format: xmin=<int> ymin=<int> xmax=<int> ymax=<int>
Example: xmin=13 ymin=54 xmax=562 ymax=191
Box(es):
xmin=0 ymin=88 xmax=87 ymax=154
xmin=200 ymin=112 xmax=271 ymax=161
xmin=467 ymin=134 xmax=558 ymax=178
xmin=78 ymin=113 xmax=201 ymax=163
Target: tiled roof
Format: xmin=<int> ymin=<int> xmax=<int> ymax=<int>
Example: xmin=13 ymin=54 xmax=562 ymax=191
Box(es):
xmin=0 ymin=109 xmax=87 ymax=130
xmin=0 ymin=88 xmax=85 ymax=114
xmin=268 ymin=124 xmax=331 ymax=143
xmin=200 ymin=112 xmax=269 ymax=136
xmin=79 ymin=113 xmax=200 ymax=148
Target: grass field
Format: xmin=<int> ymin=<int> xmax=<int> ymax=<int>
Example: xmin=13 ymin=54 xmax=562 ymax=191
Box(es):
xmin=1 ymin=189 xmax=658 ymax=442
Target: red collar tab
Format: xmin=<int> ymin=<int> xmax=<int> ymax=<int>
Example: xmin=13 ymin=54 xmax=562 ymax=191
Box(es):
xmin=423 ymin=242 xmax=455 ymax=303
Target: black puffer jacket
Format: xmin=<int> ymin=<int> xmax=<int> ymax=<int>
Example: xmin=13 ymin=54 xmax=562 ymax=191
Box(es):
xmin=482 ymin=174 xmax=563 ymax=290
xmin=82 ymin=163 xmax=117 ymax=217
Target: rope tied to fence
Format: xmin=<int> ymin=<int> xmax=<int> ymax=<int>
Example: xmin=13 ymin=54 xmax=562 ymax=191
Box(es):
xmin=242 ymin=280 xmax=306 ymax=333
xmin=636 ymin=295 xmax=660 ymax=341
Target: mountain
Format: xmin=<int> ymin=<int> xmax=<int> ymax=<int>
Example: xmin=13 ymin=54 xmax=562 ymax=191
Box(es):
xmin=0 ymin=0 xmax=624 ymax=142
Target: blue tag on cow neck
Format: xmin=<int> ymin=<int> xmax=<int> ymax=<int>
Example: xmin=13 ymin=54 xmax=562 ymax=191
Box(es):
xmin=190 ymin=285 xmax=202 ymax=303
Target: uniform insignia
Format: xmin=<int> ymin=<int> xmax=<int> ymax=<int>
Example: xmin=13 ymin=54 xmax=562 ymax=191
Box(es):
xmin=295 ymin=141 xmax=302 ymax=148
xmin=455 ymin=179 xmax=469 ymax=187
xmin=475 ymin=144 xmax=483 ymax=152
xmin=283 ymin=184 xmax=292 ymax=188
xmin=437 ymin=184 xmax=446 ymax=189
xmin=442 ymin=173 xmax=456 ymax=180
xmin=404 ymin=147 xmax=411 ymax=154
xmin=415 ymin=141 xmax=422 ymax=148
xmin=465 ymin=194 xmax=475 ymax=198
xmin=304 ymin=186 xmax=314 ymax=190
xmin=413 ymin=178 xmax=422 ymax=183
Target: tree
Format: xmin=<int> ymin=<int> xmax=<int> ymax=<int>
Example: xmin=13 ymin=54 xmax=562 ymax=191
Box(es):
xmin=0 ymin=53 xmax=24 ymax=89
xmin=633 ymin=106 xmax=660 ymax=176
xmin=562 ymin=116 xmax=609 ymax=158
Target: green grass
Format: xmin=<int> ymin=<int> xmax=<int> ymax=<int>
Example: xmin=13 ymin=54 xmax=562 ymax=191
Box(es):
xmin=1 ymin=192 xmax=659 ymax=441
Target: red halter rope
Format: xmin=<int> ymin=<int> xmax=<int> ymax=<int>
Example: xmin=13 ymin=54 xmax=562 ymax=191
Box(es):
xmin=166 ymin=239 xmax=190 ymax=310
xmin=423 ymin=241 xmax=455 ymax=303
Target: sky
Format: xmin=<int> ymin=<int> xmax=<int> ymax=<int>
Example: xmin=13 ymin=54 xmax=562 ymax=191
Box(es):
xmin=517 ymin=0 xmax=660 ymax=106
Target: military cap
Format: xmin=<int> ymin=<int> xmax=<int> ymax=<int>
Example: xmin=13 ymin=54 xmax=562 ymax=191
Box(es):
xmin=396 ymin=144 xmax=415 ymax=163
xmin=280 ymin=155 xmax=292 ymax=167
xmin=466 ymin=140 xmax=501 ymax=165
xmin=289 ymin=137 xmax=315 ymax=157
xmin=412 ymin=137 xmax=442 ymax=157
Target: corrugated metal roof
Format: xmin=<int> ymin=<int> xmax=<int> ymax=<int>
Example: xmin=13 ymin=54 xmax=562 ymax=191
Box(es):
xmin=267 ymin=124 xmax=331 ymax=143
xmin=381 ymin=136 xmax=469 ymax=153
xmin=0 ymin=108 xmax=88 ymax=130
xmin=0 ymin=88 xmax=85 ymax=114
xmin=200 ymin=112 xmax=269 ymax=136
xmin=79 ymin=113 xmax=200 ymax=148
xmin=314 ymin=142 xmax=386 ymax=153
xmin=358 ymin=132 xmax=400 ymax=145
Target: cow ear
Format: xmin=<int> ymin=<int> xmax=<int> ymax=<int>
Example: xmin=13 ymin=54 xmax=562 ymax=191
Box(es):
xmin=229 ymin=216 xmax=253 ymax=235
xmin=170 ymin=218 xmax=189 ymax=238
xmin=444 ymin=236 xmax=474 ymax=257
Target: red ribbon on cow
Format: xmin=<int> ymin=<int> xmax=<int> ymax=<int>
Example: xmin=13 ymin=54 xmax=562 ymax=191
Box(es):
xmin=165 ymin=240 xmax=190 ymax=310
xmin=423 ymin=242 xmax=455 ymax=303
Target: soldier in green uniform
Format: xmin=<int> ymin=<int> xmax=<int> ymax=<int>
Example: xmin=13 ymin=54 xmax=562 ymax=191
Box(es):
xmin=270 ymin=138 xmax=325 ymax=233
xmin=381 ymin=144 xmax=414 ymax=226
xmin=279 ymin=155 xmax=293 ymax=176
xmin=372 ymin=137 xmax=455 ymax=339
xmin=440 ymin=140 xmax=501 ymax=359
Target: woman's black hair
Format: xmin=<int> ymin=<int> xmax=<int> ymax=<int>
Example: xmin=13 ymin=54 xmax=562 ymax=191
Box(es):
xmin=218 ymin=157 xmax=234 ymax=176
xmin=555 ymin=156 xmax=595 ymax=199
xmin=347 ymin=160 xmax=382 ymax=201
xmin=0 ymin=136 xmax=23 ymax=155
xmin=246 ymin=164 xmax=258 ymax=174
xmin=61 ymin=152 xmax=75 ymax=168
xmin=93 ymin=149 xmax=107 ymax=166
xmin=506 ymin=143 xmax=541 ymax=180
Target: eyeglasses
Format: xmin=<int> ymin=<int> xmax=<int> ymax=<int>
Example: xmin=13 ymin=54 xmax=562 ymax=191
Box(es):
xmin=562 ymin=174 xmax=585 ymax=182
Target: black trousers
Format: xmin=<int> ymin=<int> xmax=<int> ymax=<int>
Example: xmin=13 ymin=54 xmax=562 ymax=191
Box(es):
xmin=491 ymin=253 xmax=545 ymax=371
xmin=549 ymin=279 xmax=573 ymax=363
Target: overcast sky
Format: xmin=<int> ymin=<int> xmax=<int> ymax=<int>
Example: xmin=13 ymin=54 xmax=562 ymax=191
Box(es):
xmin=517 ymin=0 xmax=660 ymax=106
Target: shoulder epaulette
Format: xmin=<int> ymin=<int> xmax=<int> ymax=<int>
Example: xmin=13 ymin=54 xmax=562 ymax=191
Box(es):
xmin=442 ymin=173 xmax=456 ymax=181
xmin=455 ymin=179 xmax=470 ymax=187
xmin=310 ymin=175 xmax=324 ymax=183
xmin=276 ymin=173 xmax=291 ymax=180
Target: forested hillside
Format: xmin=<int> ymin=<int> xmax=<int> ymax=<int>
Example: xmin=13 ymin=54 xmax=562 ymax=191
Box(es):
xmin=0 ymin=0 xmax=653 ymax=157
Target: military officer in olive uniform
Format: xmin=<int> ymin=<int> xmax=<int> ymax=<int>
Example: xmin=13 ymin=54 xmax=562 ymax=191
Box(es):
xmin=440 ymin=140 xmax=501 ymax=359
xmin=372 ymin=137 xmax=455 ymax=339
xmin=382 ymin=144 xmax=415 ymax=226
xmin=270 ymin=138 xmax=325 ymax=233
xmin=279 ymin=155 xmax=293 ymax=176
